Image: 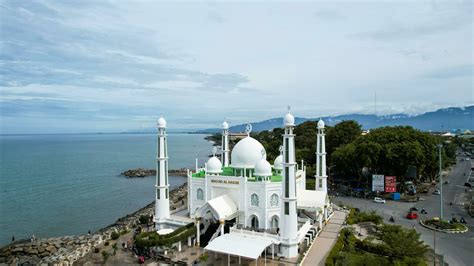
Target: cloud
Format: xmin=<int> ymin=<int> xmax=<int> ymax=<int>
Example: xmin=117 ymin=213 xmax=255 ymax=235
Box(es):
xmin=423 ymin=64 xmax=473 ymax=79
xmin=208 ymin=11 xmax=226 ymax=23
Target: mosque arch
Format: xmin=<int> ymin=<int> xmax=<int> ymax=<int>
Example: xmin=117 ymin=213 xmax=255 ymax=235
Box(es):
xmin=270 ymin=193 xmax=279 ymax=207
xmin=249 ymin=214 xmax=259 ymax=229
xmin=270 ymin=215 xmax=279 ymax=229
xmin=197 ymin=188 xmax=204 ymax=200
xmin=250 ymin=193 xmax=259 ymax=207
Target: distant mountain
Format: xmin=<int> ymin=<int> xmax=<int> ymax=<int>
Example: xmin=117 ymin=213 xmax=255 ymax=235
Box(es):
xmin=195 ymin=106 xmax=474 ymax=133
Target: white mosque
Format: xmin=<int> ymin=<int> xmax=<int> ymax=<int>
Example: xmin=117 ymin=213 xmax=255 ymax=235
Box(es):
xmin=153 ymin=111 xmax=332 ymax=259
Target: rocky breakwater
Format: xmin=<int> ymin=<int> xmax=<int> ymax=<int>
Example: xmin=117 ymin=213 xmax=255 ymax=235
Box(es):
xmin=0 ymin=234 xmax=105 ymax=265
xmin=0 ymin=183 xmax=189 ymax=265
xmin=121 ymin=168 xmax=188 ymax=178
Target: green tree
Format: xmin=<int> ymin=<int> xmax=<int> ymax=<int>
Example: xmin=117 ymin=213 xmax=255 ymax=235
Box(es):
xmin=112 ymin=243 xmax=118 ymax=256
xmin=326 ymin=120 xmax=362 ymax=162
xmin=377 ymin=224 xmax=428 ymax=263
xmin=101 ymin=250 xmax=109 ymax=263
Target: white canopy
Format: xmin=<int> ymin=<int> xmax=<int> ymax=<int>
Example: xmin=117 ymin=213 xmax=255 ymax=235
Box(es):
xmin=196 ymin=194 xmax=238 ymax=220
xmin=297 ymin=189 xmax=329 ymax=211
xmin=204 ymin=233 xmax=273 ymax=260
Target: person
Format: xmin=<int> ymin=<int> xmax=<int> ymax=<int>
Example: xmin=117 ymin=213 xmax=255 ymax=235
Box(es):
xmin=181 ymin=199 xmax=185 ymax=205
xmin=31 ymin=234 xmax=36 ymax=243
xmin=11 ymin=236 xmax=14 ymax=242
xmin=389 ymin=216 xmax=395 ymax=222
xmin=88 ymin=230 xmax=91 ymax=236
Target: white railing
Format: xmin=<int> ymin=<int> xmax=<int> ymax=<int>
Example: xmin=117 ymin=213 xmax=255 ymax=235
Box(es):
xmin=297 ymin=220 xmax=312 ymax=242
xmin=229 ymin=227 xmax=281 ymax=243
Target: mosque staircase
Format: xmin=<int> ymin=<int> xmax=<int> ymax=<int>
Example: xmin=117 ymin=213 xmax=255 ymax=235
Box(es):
xmin=199 ymin=222 xmax=219 ymax=247
xmin=209 ymin=224 xmax=223 ymax=243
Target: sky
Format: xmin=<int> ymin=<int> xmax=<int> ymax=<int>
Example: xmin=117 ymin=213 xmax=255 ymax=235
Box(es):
xmin=0 ymin=0 xmax=472 ymax=133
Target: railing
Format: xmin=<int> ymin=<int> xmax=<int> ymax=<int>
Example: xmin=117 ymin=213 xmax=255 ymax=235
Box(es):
xmin=297 ymin=220 xmax=312 ymax=242
xmin=209 ymin=224 xmax=223 ymax=242
xmin=229 ymin=227 xmax=281 ymax=243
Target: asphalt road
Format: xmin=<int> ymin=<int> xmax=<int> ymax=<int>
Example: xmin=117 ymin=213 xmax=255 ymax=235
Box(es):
xmin=333 ymin=155 xmax=474 ymax=266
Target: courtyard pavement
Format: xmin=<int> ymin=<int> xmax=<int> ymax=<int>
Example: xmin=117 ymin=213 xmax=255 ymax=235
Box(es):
xmin=303 ymin=210 xmax=348 ymax=266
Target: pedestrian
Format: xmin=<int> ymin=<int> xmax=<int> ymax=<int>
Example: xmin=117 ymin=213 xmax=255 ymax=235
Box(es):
xmin=182 ymin=199 xmax=184 ymax=205
xmin=88 ymin=230 xmax=91 ymax=236
xmin=11 ymin=235 xmax=14 ymax=242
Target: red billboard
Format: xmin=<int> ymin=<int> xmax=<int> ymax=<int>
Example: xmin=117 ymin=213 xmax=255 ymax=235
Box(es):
xmin=385 ymin=176 xmax=396 ymax=192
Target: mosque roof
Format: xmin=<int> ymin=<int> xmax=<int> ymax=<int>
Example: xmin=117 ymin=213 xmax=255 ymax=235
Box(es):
xmin=231 ymin=136 xmax=266 ymax=169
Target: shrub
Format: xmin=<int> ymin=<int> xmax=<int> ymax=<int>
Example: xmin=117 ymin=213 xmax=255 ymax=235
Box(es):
xmin=94 ymin=247 xmax=100 ymax=253
xmin=347 ymin=209 xmax=382 ymax=225
xmin=111 ymin=231 xmax=120 ymax=240
xmin=139 ymin=215 xmax=150 ymax=225
xmin=104 ymin=241 xmax=110 ymax=246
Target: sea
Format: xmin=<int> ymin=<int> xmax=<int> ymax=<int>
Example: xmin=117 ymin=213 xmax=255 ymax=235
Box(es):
xmin=0 ymin=133 xmax=213 ymax=246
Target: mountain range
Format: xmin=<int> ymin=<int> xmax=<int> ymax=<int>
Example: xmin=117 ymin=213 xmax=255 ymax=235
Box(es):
xmin=195 ymin=106 xmax=474 ymax=133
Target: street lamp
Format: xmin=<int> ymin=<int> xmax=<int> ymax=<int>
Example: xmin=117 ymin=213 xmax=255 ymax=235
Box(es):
xmin=437 ymin=143 xmax=443 ymax=220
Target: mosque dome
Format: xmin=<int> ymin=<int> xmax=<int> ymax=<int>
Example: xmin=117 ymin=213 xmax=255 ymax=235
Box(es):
xmin=273 ymin=155 xmax=283 ymax=170
xmin=231 ymin=137 xmax=266 ymax=168
xmin=222 ymin=121 xmax=229 ymax=130
xmin=284 ymin=112 xmax=295 ymax=127
xmin=317 ymin=119 xmax=325 ymax=129
xmin=157 ymin=116 xmax=167 ymax=128
xmin=206 ymin=156 xmax=223 ymax=174
xmin=254 ymin=158 xmax=272 ymax=177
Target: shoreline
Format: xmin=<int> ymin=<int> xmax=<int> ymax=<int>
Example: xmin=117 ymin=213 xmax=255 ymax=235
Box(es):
xmin=0 ymin=183 xmax=189 ymax=265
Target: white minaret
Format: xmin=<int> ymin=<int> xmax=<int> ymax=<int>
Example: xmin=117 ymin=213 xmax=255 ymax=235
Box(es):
xmin=221 ymin=120 xmax=230 ymax=167
xmin=315 ymin=119 xmax=327 ymax=192
xmin=154 ymin=116 xmax=170 ymax=229
xmin=280 ymin=109 xmax=298 ymax=258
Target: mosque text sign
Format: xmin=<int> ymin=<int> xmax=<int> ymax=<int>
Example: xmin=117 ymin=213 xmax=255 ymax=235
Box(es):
xmin=211 ymin=179 xmax=239 ymax=185
xmin=372 ymin=175 xmax=385 ymax=192
xmin=384 ymin=176 xmax=396 ymax=193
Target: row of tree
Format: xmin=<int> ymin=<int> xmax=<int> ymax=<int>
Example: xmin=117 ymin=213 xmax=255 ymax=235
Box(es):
xmin=250 ymin=120 xmax=457 ymax=187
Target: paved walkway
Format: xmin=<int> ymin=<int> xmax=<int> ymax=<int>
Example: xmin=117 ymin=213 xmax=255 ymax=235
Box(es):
xmin=303 ymin=210 xmax=348 ymax=266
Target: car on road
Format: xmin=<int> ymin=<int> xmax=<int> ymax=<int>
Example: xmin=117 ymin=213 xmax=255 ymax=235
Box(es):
xmin=433 ymin=189 xmax=441 ymax=195
xmin=410 ymin=207 xmax=419 ymax=212
xmin=464 ymin=183 xmax=472 ymax=188
xmin=373 ymin=197 xmax=386 ymax=204
xmin=406 ymin=212 xmax=418 ymax=219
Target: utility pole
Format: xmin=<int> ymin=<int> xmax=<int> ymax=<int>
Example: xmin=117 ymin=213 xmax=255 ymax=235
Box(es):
xmin=438 ymin=142 xmax=443 ymax=220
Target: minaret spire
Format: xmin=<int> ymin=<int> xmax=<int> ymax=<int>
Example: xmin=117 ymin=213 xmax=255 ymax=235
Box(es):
xmin=315 ymin=118 xmax=327 ymax=192
xmin=154 ymin=116 xmax=170 ymax=229
xmin=221 ymin=119 xmax=230 ymax=167
xmin=280 ymin=108 xmax=298 ymax=258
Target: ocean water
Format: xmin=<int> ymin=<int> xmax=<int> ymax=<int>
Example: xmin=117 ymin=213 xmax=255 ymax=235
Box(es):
xmin=0 ymin=133 xmax=212 ymax=246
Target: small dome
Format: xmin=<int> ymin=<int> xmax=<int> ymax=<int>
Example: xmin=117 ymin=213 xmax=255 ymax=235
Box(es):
xmin=206 ymin=156 xmax=222 ymax=174
xmin=273 ymin=155 xmax=283 ymax=170
xmin=157 ymin=116 xmax=167 ymax=128
xmin=317 ymin=119 xmax=325 ymax=129
xmin=231 ymin=137 xmax=266 ymax=168
xmin=222 ymin=121 xmax=229 ymax=130
xmin=254 ymin=158 xmax=272 ymax=177
xmin=284 ymin=112 xmax=295 ymax=127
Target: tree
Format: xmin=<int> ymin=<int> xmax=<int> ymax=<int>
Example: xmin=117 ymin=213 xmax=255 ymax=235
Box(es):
xmin=101 ymin=250 xmax=109 ymax=263
xmin=112 ymin=243 xmax=118 ymax=256
xmin=326 ymin=120 xmax=362 ymax=162
xmin=377 ymin=224 xmax=428 ymax=263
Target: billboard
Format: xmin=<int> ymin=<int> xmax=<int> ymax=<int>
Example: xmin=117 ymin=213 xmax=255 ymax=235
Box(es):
xmin=385 ymin=176 xmax=397 ymax=193
xmin=372 ymin=175 xmax=385 ymax=192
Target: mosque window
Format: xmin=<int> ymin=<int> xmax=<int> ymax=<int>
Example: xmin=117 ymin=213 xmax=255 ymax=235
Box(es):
xmin=197 ymin=188 xmax=204 ymax=200
xmin=157 ymin=189 xmax=160 ymax=199
xmin=251 ymin=193 xmax=259 ymax=206
xmin=285 ymin=168 xmax=289 ymax=198
xmin=319 ymin=179 xmax=322 ymax=188
xmin=270 ymin=194 xmax=279 ymax=207
xmin=166 ymin=188 xmax=169 ymax=199
xmin=284 ymin=202 xmax=289 ymax=215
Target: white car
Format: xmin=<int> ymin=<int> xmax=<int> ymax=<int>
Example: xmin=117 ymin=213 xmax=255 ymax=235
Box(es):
xmin=433 ymin=189 xmax=441 ymax=195
xmin=374 ymin=197 xmax=386 ymax=204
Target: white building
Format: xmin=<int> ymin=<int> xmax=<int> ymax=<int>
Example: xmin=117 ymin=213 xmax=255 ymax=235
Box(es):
xmin=155 ymin=111 xmax=331 ymax=259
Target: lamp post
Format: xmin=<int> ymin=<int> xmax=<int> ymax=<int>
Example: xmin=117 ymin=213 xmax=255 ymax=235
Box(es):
xmin=438 ymin=142 xmax=443 ymax=220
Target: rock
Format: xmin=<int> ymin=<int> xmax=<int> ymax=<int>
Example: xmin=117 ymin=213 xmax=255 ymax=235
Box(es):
xmin=38 ymin=247 xmax=45 ymax=253
xmin=45 ymin=245 xmax=57 ymax=253
xmin=11 ymin=247 xmax=23 ymax=253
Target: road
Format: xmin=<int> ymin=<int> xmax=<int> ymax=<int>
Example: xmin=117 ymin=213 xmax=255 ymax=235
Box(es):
xmin=333 ymin=155 xmax=474 ymax=266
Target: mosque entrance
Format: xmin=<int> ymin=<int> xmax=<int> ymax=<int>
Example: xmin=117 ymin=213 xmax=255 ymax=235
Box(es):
xmin=250 ymin=215 xmax=259 ymax=229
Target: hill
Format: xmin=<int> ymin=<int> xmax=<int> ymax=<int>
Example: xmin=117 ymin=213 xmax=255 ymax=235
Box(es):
xmin=196 ymin=106 xmax=474 ymax=133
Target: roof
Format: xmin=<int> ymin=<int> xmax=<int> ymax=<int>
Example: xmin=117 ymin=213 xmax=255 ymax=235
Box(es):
xmin=196 ymin=194 xmax=238 ymax=220
xmin=231 ymin=136 xmax=266 ymax=168
xmin=204 ymin=233 xmax=273 ymax=260
xmin=297 ymin=189 xmax=329 ymax=211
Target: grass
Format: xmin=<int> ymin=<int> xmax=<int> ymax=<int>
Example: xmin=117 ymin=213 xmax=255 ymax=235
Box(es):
xmin=424 ymin=219 xmax=467 ymax=231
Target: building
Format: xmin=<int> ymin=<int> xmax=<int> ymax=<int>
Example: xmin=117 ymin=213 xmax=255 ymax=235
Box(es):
xmin=155 ymin=111 xmax=332 ymax=259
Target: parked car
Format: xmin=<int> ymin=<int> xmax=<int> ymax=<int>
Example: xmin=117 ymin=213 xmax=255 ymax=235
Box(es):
xmin=433 ymin=189 xmax=441 ymax=195
xmin=464 ymin=183 xmax=472 ymax=188
xmin=406 ymin=212 xmax=418 ymax=219
xmin=410 ymin=207 xmax=419 ymax=212
xmin=374 ymin=197 xmax=386 ymax=204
